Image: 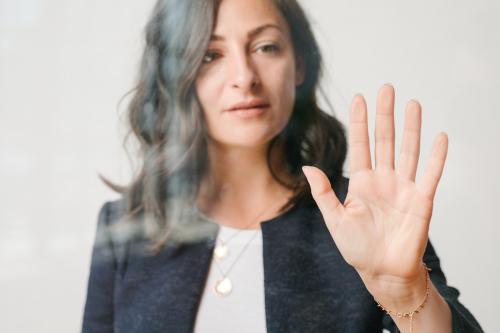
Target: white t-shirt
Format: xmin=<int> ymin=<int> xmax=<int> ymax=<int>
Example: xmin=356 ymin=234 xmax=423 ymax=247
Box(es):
xmin=193 ymin=224 xmax=267 ymax=332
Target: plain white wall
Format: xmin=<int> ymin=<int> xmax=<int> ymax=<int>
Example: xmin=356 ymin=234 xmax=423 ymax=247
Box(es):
xmin=0 ymin=0 xmax=497 ymax=331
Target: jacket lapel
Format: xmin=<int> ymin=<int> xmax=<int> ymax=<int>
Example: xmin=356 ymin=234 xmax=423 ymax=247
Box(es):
xmin=114 ymin=220 xmax=219 ymax=333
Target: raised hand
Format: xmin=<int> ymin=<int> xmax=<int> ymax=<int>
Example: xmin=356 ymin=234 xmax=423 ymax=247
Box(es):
xmin=302 ymin=84 xmax=448 ymax=303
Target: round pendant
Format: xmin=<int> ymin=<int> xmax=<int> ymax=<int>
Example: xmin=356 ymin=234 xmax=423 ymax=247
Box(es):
xmin=214 ymin=243 xmax=229 ymax=260
xmin=213 ymin=277 xmax=232 ymax=296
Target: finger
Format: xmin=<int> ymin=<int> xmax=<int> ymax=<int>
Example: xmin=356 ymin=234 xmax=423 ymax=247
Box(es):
xmin=417 ymin=133 xmax=448 ymax=201
xmin=375 ymin=84 xmax=395 ymax=170
xmin=349 ymin=94 xmax=372 ymax=174
xmin=397 ymin=100 xmax=422 ymax=181
xmin=302 ymin=166 xmax=344 ymax=231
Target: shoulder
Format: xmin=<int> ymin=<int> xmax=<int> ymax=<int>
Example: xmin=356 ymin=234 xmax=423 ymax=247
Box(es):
xmin=94 ymin=198 xmax=146 ymax=258
xmin=96 ymin=198 xmax=128 ymax=227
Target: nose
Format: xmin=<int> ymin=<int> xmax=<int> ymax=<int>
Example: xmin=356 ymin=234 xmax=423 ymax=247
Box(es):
xmin=228 ymin=48 xmax=260 ymax=91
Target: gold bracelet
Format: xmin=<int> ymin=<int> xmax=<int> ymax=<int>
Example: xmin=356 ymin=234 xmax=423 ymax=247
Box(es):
xmin=374 ymin=263 xmax=432 ymax=333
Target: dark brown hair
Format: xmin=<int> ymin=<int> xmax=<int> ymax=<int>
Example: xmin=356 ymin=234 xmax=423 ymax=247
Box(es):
xmin=103 ymin=0 xmax=346 ymax=253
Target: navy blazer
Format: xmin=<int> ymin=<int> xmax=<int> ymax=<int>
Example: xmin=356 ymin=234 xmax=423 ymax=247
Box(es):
xmin=82 ymin=177 xmax=483 ymax=332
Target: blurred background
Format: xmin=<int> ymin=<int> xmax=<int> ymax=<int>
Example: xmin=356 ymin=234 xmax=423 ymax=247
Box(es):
xmin=1 ymin=0 xmax=498 ymax=331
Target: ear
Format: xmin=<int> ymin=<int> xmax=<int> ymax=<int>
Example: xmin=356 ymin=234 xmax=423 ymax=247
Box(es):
xmin=295 ymin=55 xmax=305 ymax=86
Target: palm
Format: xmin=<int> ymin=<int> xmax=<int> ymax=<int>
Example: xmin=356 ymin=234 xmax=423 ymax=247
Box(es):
xmin=337 ymin=170 xmax=432 ymax=279
xmin=304 ymin=84 xmax=448 ymax=282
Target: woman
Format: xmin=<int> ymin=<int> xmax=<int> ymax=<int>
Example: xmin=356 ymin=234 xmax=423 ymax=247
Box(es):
xmin=82 ymin=0 xmax=483 ymax=332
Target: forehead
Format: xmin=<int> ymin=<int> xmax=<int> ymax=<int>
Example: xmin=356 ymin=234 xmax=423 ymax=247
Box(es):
xmin=212 ymin=0 xmax=290 ymax=40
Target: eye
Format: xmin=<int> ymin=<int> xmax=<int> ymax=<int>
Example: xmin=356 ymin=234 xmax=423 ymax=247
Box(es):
xmin=257 ymin=44 xmax=280 ymax=54
xmin=202 ymin=51 xmax=220 ymax=64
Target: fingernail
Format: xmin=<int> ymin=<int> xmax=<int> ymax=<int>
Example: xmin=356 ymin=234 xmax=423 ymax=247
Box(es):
xmin=302 ymin=165 xmax=311 ymax=176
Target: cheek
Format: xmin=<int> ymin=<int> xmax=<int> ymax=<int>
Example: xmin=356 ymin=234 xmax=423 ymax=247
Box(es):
xmin=268 ymin=60 xmax=297 ymax=115
xmin=195 ymin=75 xmax=231 ymax=142
xmin=195 ymin=74 xmax=222 ymax=125
xmin=195 ymin=76 xmax=214 ymax=112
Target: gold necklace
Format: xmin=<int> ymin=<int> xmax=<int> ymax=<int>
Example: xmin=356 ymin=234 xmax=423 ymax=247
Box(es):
xmin=212 ymin=216 xmax=262 ymax=261
xmin=201 ymin=194 xmax=290 ymax=297
xmin=212 ymin=229 xmax=261 ymax=296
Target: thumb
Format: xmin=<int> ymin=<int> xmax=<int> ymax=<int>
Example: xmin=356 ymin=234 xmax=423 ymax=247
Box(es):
xmin=302 ymin=166 xmax=344 ymax=230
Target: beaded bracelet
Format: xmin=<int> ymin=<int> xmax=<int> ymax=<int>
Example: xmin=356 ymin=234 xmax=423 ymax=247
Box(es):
xmin=374 ymin=263 xmax=432 ymax=333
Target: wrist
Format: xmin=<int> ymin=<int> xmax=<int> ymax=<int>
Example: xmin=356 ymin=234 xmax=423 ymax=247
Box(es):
xmin=360 ymin=263 xmax=431 ymax=314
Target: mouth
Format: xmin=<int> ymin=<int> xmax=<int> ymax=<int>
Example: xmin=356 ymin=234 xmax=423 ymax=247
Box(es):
xmin=226 ymin=99 xmax=270 ymax=112
xmin=231 ymin=104 xmax=269 ymax=111
xmin=225 ymin=99 xmax=270 ymax=118
xmin=229 ymin=106 xmax=269 ymax=118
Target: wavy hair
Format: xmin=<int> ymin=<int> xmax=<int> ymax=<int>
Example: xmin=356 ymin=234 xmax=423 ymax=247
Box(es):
xmin=102 ymin=0 xmax=347 ymax=254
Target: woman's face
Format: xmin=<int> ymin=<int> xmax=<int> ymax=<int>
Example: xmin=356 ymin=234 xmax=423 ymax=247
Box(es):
xmin=195 ymin=0 xmax=304 ymax=149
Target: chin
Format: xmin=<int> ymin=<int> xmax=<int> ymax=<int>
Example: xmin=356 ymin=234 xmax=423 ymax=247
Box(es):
xmin=213 ymin=132 xmax=278 ymax=149
xmin=208 ymin=122 xmax=287 ymax=148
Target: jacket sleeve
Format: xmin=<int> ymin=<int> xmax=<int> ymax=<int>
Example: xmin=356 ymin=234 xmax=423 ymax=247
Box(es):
xmin=81 ymin=201 xmax=118 ymax=333
xmin=382 ymin=240 xmax=484 ymax=332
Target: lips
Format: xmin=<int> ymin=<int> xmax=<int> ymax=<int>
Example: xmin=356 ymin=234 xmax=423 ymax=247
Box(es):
xmin=226 ymin=99 xmax=270 ymax=112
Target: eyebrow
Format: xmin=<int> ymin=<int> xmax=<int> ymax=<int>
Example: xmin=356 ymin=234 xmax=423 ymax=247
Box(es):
xmin=210 ymin=23 xmax=283 ymax=41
